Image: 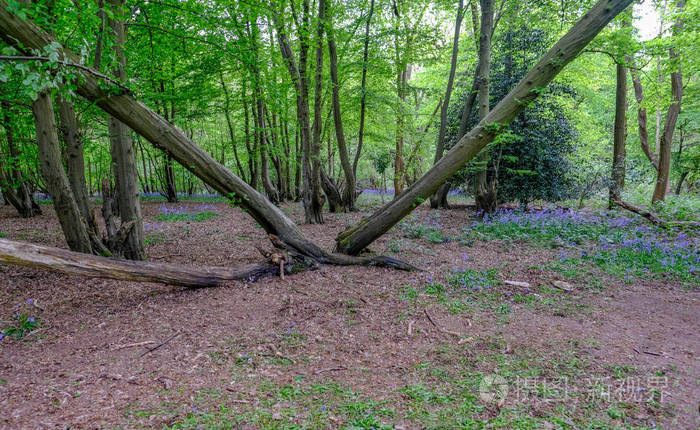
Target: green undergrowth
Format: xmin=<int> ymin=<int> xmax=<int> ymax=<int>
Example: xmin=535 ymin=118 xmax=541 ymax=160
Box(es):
xmin=145 ymin=341 xmax=672 ymax=429
xmin=463 ymin=209 xmax=698 ymax=285
xmin=155 ymin=211 xmax=219 ymax=222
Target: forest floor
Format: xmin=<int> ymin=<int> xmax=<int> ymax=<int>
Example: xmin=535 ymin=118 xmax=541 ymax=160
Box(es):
xmin=0 ymin=196 xmax=698 ymax=429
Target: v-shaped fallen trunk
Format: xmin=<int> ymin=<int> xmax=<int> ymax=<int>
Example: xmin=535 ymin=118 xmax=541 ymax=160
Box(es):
xmin=0 ymin=0 xmax=632 ymax=278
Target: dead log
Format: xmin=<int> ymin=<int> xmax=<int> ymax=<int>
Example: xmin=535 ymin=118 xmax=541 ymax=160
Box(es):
xmin=613 ymin=200 xmax=700 ymax=228
xmin=0 ymin=238 xmax=280 ymax=287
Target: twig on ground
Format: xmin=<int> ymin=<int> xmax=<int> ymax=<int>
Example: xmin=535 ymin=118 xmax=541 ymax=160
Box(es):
xmin=313 ymin=366 xmax=347 ymax=375
xmin=266 ymin=344 xmax=296 ymax=364
xmin=138 ymin=332 xmax=180 ymax=358
xmin=114 ymin=340 xmax=155 ymax=350
xmin=424 ymin=309 xmax=461 ymax=337
xmin=503 ymin=280 xmax=530 ymax=288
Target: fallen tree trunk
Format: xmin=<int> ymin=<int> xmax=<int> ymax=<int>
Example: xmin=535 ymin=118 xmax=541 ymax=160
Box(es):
xmin=335 ymin=0 xmax=634 ymax=255
xmin=613 ymin=200 xmax=700 ymax=228
xmin=0 ymin=238 xmax=279 ymax=287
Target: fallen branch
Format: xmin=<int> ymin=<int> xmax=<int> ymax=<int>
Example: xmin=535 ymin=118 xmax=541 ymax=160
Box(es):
xmin=113 ymin=340 xmax=155 ymax=350
xmin=313 ymin=366 xmax=347 ymax=375
xmin=613 ymin=200 xmax=699 ymax=227
xmin=424 ymin=309 xmax=462 ymax=337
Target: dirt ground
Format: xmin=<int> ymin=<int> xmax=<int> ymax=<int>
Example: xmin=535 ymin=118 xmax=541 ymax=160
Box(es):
xmin=0 ymin=199 xmax=698 ymax=429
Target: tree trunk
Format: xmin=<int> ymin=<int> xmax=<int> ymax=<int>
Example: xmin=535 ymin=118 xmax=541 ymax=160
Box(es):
xmin=0 ymin=101 xmax=40 ymax=217
xmin=273 ymin=2 xmax=323 ymax=223
xmin=0 ymin=1 xmax=330 ymax=259
xmin=335 ymin=0 xmax=634 ymax=255
xmin=354 ymin=0 xmax=375 ymax=178
xmin=324 ymin=0 xmax=356 ymax=211
xmin=219 ymin=69 xmax=247 ymax=184
xmin=473 ymin=0 xmax=496 ymax=214
xmin=430 ymin=0 xmax=464 ymax=209
xmin=241 ymin=82 xmax=257 ymax=189
xmin=56 ymin=95 xmax=96 ymax=230
xmin=255 ymin=99 xmax=280 ymax=204
xmin=32 ymin=92 xmax=104 ymax=254
xmin=294 ymin=126 xmax=301 ymax=201
xmin=651 ymin=1 xmax=684 ymax=204
xmin=321 ymin=168 xmax=343 ymax=213
xmin=106 ymin=0 xmax=145 ymax=260
xmin=608 ymin=61 xmax=627 ymax=207
xmin=630 ymin=71 xmax=659 ymax=170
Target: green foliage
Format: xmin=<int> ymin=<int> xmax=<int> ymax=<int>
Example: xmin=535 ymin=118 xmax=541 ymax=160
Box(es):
xmin=2 ymin=299 xmax=40 ymax=341
xmin=447 ymin=268 xmax=500 ymax=291
xmin=155 ymin=211 xmax=218 ymax=222
xmin=462 ymin=209 xmax=616 ymax=247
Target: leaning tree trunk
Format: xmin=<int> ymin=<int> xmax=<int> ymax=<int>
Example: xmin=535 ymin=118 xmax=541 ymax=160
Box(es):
xmin=651 ymin=0 xmax=684 ymax=204
xmin=325 ymin=0 xmax=356 ymax=211
xmin=336 ymin=0 xmax=635 ymax=255
xmin=0 ymin=1 xmax=326 ymax=260
xmin=608 ymin=61 xmax=627 ymax=208
xmin=473 ymin=0 xmax=496 ymax=214
xmin=430 ymin=0 xmax=464 ymax=209
xmin=106 ymin=0 xmax=145 ymax=260
xmin=32 ymin=92 xmax=107 ymax=255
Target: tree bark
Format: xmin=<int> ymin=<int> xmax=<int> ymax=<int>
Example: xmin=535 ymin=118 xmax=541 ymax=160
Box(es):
xmin=609 ymin=61 xmax=627 ymax=207
xmin=32 ymin=92 xmax=105 ymax=255
xmin=219 ymin=69 xmax=247 ymax=184
xmin=630 ymin=71 xmax=659 ymax=170
xmin=106 ymin=0 xmax=145 ymax=260
xmin=56 ymin=95 xmax=96 ymax=231
xmin=336 ymin=0 xmax=635 ymax=255
xmin=241 ymin=82 xmax=258 ymax=188
xmin=255 ymin=99 xmax=280 ymax=204
xmin=430 ymin=0 xmax=464 ymax=209
xmin=273 ymin=3 xmax=323 ymax=223
xmin=354 ymin=0 xmax=375 ymax=178
xmin=0 ymin=101 xmax=40 ymax=217
xmin=651 ymin=0 xmax=684 ymax=204
xmin=324 ymin=0 xmax=356 ymax=211
xmin=473 ymin=0 xmax=496 ymax=214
